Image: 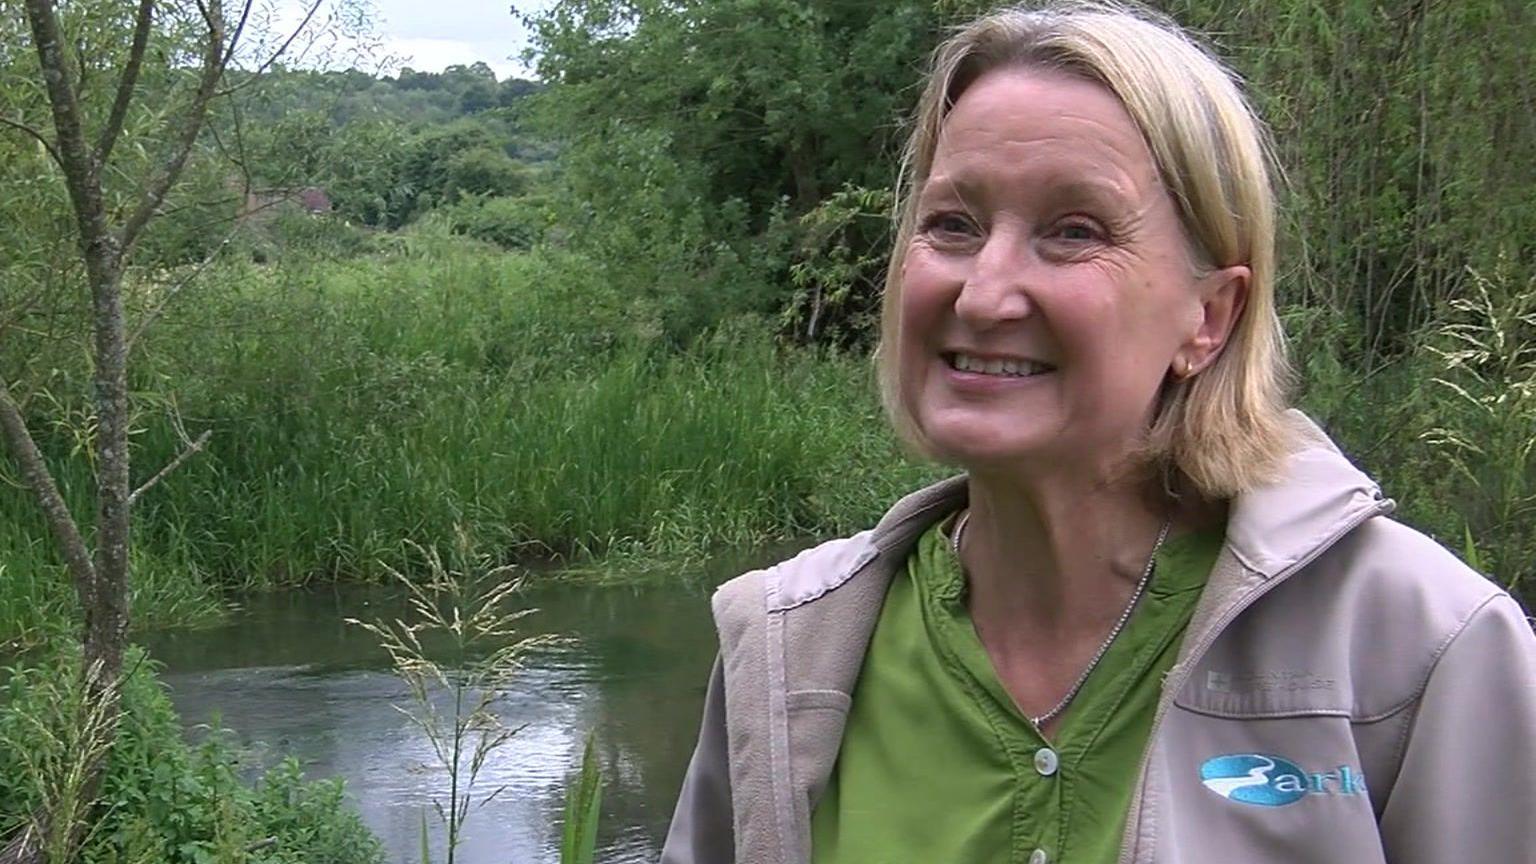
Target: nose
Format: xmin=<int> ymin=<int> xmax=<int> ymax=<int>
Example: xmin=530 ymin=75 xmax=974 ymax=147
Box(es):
xmin=953 ymin=230 xmax=1034 ymax=326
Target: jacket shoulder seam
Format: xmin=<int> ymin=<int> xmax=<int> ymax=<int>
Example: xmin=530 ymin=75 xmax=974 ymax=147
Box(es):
xmin=1375 ymin=589 xmax=1505 ymax=725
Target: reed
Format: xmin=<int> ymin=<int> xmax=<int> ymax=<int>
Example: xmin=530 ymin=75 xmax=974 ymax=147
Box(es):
xmin=0 ymin=236 xmax=938 ymax=646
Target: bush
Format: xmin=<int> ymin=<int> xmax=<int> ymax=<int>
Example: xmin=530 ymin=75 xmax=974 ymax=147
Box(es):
xmin=444 ymin=149 xmax=530 ymax=199
xmin=0 ymin=645 xmax=384 ymax=864
xmin=437 ymin=194 xmax=549 ymax=250
xmin=242 ymin=212 xmax=379 ymax=262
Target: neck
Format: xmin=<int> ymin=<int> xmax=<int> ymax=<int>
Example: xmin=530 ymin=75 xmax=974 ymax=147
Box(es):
xmin=957 ymin=463 xmax=1187 ymax=640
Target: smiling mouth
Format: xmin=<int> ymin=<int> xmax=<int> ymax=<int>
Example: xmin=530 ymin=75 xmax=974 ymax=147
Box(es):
xmin=944 ymin=352 xmax=1056 ymax=378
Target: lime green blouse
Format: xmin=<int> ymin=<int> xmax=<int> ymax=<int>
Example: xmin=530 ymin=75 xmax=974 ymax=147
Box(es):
xmin=810 ymin=518 xmax=1223 ymax=864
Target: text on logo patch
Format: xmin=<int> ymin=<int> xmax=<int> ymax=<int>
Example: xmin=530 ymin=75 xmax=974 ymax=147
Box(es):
xmin=1199 ymin=753 xmax=1366 ymax=807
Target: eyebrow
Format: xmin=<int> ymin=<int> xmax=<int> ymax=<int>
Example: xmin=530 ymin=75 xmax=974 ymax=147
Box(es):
xmin=919 ymin=172 xmax=1138 ymax=211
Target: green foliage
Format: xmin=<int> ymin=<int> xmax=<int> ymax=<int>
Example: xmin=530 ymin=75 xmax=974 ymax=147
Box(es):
xmin=236 ymin=64 xmax=542 ymax=130
xmin=1417 ymin=260 xmax=1536 ymax=589
xmin=444 ymin=148 xmax=531 ymax=199
xmin=0 ymin=234 xmax=940 ymax=647
xmin=235 ymin=67 xmax=548 ymax=231
xmin=525 ymin=0 xmax=934 ymax=218
xmin=1462 ymin=523 xmax=1484 ymax=575
xmin=1165 ymin=0 xmax=1535 ymax=360
xmin=521 ymin=0 xmax=944 ymax=341
xmin=559 ymin=733 xmax=603 ymax=864
xmin=0 ymin=652 xmax=119 ymax=862
xmin=435 ymin=194 xmax=552 ymax=250
xmin=242 ymin=211 xmax=381 ymax=261
xmin=783 ymin=184 xmax=894 ymax=347
xmin=1289 ymin=260 xmax=1536 ymax=598
xmin=0 ymin=646 xmax=383 ymax=864
xmin=316 ymin=118 xmax=418 ymax=226
xmin=132 ymin=154 xmax=243 ymax=268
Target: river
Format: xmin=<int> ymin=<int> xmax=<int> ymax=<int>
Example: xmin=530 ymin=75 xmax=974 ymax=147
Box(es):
xmin=137 ymin=551 xmax=790 ymax=864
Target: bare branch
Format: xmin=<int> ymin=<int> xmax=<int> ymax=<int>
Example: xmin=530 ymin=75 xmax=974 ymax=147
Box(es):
xmin=94 ymin=0 xmax=156 ymax=167
xmin=128 ymin=429 xmax=211 ymax=506
xmin=0 ymin=115 xmax=63 ymax=167
xmin=218 ymin=0 xmax=257 ymax=81
xmin=0 ymin=377 xmax=96 ymax=604
xmin=220 ymin=0 xmax=321 ymax=97
xmin=207 ymin=96 xmax=253 ymax=194
xmin=117 ymin=0 xmax=229 ymax=252
xmin=126 ymin=223 xmax=241 ymax=353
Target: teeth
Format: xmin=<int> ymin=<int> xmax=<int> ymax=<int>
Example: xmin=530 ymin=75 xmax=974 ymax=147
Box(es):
xmin=951 ymin=353 xmax=1049 ymax=377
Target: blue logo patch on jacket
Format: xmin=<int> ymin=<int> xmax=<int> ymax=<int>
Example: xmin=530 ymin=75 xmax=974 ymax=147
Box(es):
xmin=1200 ymin=754 xmax=1366 ymax=807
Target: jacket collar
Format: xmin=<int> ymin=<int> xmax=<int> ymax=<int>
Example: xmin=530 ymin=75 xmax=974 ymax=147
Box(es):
xmin=1225 ymin=412 xmax=1390 ymax=578
xmin=771 ymin=477 xmax=966 ymax=612
xmin=774 ymin=411 xmax=1390 ymax=611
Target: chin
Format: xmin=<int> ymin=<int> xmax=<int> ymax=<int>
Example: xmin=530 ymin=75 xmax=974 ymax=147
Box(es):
xmin=918 ymin=416 xmax=1062 ymax=469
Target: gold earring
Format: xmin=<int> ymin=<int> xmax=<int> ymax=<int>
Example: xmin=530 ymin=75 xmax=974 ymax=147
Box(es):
xmin=1178 ymin=357 xmax=1193 ymax=379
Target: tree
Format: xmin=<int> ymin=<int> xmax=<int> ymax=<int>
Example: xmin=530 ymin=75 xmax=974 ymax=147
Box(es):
xmin=518 ymin=0 xmax=950 ymax=344
xmin=0 ymin=1 xmax=334 ymax=858
xmin=445 ymin=146 xmax=530 ymax=198
xmin=524 ymin=0 xmax=940 ymax=222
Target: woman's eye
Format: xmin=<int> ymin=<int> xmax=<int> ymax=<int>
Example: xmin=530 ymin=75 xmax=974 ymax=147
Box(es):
xmin=1056 ymin=221 xmax=1099 ymax=241
xmin=923 ymin=212 xmax=978 ymax=239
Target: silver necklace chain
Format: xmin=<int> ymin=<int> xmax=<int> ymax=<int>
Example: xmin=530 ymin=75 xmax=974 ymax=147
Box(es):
xmin=949 ymin=509 xmax=1172 ymax=728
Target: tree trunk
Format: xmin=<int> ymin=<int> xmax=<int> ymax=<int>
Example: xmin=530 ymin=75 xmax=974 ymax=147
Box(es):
xmin=0 ymin=0 xmax=238 ymax=856
xmin=85 ymin=259 xmax=130 ymax=685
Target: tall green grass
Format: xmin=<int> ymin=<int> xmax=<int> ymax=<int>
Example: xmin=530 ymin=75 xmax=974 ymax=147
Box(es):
xmin=0 ymin=234 xmax=938 ymax=645
xmin=1288 ymin=260 xmax=1536 ymax=596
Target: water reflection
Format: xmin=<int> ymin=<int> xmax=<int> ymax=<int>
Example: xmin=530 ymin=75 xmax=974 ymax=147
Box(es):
xmin=139 ymin=557 xmax=785 ymax=864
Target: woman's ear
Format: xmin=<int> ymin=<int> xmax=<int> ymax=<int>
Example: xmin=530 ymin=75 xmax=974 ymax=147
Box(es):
xmin=1180 ymin=264 xmax=1249 ymax=375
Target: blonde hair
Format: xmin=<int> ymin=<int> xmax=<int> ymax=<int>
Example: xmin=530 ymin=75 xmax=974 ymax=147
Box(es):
xmin=878 ymin=0 xmax=1294 ymax=498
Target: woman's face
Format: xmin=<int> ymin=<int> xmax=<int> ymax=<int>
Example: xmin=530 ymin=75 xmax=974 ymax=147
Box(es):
xmin=898 ymin=67 xmax=1246 ymax=474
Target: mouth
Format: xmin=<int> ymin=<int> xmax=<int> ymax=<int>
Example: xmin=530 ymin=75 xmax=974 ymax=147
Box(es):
xmin=943 ymin=352 xmax=1056 ymax=378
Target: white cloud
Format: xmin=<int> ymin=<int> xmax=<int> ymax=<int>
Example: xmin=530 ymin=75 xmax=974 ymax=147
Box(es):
xmin=267 ymin=0 xmax=556 ymax=79
xmin=382 ymin=36 xmax=522 ymax=80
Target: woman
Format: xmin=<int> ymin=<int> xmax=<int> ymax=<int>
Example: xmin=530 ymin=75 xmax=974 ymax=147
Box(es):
xmin=662 ymin=3 xmax=1536 ymax=863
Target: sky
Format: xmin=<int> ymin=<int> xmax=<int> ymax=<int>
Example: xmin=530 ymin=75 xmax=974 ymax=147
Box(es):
xmin=366 ymin=0 xmax=556 ymax=79
xmin=277 ymin=0 xmax=559 ymax=80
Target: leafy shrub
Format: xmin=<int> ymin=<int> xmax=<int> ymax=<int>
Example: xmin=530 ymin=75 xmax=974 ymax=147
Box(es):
xmin=782 ymin=184 xmax=892 ymax=349
xmin=438 ymin=194 xmax=549 ymax=250
xmin=0 ymin=645 xmax=384 ymax=864
xmin=443 ymin=149 xmax=530 ymax=199
xmin=261 ymin=212 xmax=378 ymax=261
